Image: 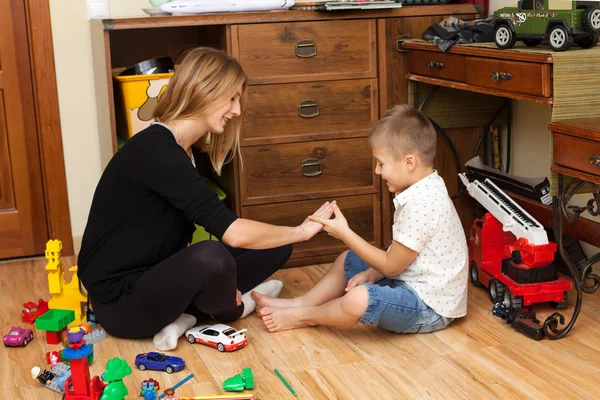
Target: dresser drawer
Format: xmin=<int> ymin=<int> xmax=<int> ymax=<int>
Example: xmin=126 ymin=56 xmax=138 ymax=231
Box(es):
xmin=408 ymin=50 xmax=466 ymax=82
xmin=242 ymin=79 xmax=377 ymax=145
xmin=553 ymin=133 xmax=600 ymax=178
xmin=240 ymin=138 xmax=378 ymax=205
xmin=465 ymin=57 xmax=552 ymax=98
xmin=241 ymin=194 xmax=380 ymax=259
xmin=235 ymin=20 xmax=377 ymax=84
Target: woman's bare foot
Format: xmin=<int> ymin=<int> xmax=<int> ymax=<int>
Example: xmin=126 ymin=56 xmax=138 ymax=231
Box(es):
xmin=258 ymin=306 xmax=315 ymax=332
xmin=251 ymin=291 xmax=300 ymax=311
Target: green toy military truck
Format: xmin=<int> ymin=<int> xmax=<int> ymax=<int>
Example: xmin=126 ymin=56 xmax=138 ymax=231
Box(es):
xmin=493 ymin=0 xmax=600 ymax=51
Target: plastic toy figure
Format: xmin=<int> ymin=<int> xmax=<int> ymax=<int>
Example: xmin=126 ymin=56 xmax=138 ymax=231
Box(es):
xmin=22 ymin=299 xmax=49 ymax=324
xmin=3 ymin=326 xmax=33 ymax=347
xmin=100 ymin=357 xmax=132 ymax=400
xmin=163 ymin=388 xmax=175 ymax=399
xmin=134 ymin=352 xmax=185 ymax=374
xmin=493 ymin=0 xmax=600 ymax=51
xmin=185 ymin=323 xmax=248 ymax=352
xmin=140 ymin=379 xmax=160 ymax=400
xmin=461 ymin=174 xmax=572 ymax=310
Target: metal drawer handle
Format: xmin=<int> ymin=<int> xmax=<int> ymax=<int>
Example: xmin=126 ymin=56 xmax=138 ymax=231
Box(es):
xmin=490 ymin=71 xmax=513 ymax=81
xmin=589 ymin=155 xmax=600 ymax=168
xmin=298 ymin=100 xmax=319 ymax=118
xmin=296 ymin=40 xmax=317 ymax=58
xmin=427 ymin=61 xmax=445 ymax=70
xmin=301 ymin=158 xmax=322 ymax=177
xmin=396 ymin=34 xmax=413 ymax=53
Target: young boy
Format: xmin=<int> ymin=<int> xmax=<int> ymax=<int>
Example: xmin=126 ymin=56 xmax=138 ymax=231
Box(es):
xmin=252 ymin=105 xmax=468 ymax=333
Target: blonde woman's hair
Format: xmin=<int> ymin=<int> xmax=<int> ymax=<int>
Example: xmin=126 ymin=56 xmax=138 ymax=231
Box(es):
xmin=368 ymin=105 xmax=436 ymax=165
xmin=154 ymin=47 xmax=247 ymax=175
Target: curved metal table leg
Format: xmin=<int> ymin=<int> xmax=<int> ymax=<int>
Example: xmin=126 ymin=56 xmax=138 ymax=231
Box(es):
xmin=543 ymin=174 xmax=600 ymax=339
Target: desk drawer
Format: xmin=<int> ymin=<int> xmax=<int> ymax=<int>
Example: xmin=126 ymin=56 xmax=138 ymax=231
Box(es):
xmin=242 ymin=79 xmax=377 ymax=145
xmin=553 ymin=133 xmax=600 ymax=178
xmin=408 ymin=50 xmax=466 ymax=82
xmin=241 ymin=194 xmax=379 ymax=258
xmin=240 ymin=138 xmax=377 ymax=205
xmin=236 ymin=20 xmax=377 ymax=84
xmin=465 ymin=57 xmax=552 ymax=97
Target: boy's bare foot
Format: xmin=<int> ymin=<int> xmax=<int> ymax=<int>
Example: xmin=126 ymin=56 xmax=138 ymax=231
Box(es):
xmin=251 ymin=291 xmax=300 ymax=311
xmin=258 ymin=306 xmax=314 ymax=332
xmin=239 ymin=280 xmax=283 ymax=319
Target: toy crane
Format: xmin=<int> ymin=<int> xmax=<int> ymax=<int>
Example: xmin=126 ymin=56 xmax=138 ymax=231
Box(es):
xmin=460 ymin=173 xmax=572 ymax=311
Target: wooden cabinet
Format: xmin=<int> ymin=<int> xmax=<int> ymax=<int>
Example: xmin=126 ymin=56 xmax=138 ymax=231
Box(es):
xmin=95 ymin=5 xmax=478 ymax=267
xmin=551 ymin=118 xmax=600 ymax=185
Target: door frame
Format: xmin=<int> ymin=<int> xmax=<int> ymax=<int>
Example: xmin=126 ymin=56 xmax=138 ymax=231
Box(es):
xmin=24 ymin=0 xmax=73 ymax=255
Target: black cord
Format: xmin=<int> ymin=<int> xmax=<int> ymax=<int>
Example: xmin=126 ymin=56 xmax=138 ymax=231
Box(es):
xmin=473 ymin=101 xmax=509 ymax=161
xmin=429 ymin=118 xmax=463 ymax=200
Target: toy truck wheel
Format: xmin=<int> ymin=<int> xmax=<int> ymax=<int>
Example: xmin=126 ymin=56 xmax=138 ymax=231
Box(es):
xmin=494 ymin=25 xmax=516 ymax=49
xmin=504 ymin=291 xmax=523 ymax=310
xmin=583 ymin=6 xmax=600 ymax=32
xmin=138 ymin=364 xmax=147 ymax=371
xmin=188 ymin=334 xmax=196 ymax=344
xmin=217 ymin=343 xmax=225 ymax=352
xmin=575 ymin=34 xmax=599 ymax=49
xmin=522 ymin=39 xmax=542 ymax=47
xmin=548 ymin=26 xmax=571 ymax=52
xmin=488 ymin=279 xmax=507 ymax=303
xmin=470 ymin=261 xmax=484 ymax=288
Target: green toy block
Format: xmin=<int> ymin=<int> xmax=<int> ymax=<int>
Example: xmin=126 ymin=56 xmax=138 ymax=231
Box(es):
xmin=35 ymin=309 xmax=75 ymax=331
xmin=223 ymin=368 xmax=254 ymax=392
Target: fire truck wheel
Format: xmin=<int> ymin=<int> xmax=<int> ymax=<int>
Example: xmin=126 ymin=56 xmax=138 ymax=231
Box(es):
xmin=470 ymin=262 xmax=484 ymax=287
xmin=511 ymin=250 xmax=522 ymax=264
xmin=550 ymin=291 xmax=569 ymax=309
xmin=488 ymin=279 xmax=506 ymax=303
xmin=504 ymin=291 xmax=523 ymax=310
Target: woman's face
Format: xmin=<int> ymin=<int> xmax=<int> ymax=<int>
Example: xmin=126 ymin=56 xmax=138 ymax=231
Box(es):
xmin=205 ymin=88 xmax=242 ymax=135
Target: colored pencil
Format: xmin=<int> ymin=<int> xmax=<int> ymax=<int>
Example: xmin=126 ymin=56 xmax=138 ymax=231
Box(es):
xmin=274 ymin=368 xmax=296 ymax=396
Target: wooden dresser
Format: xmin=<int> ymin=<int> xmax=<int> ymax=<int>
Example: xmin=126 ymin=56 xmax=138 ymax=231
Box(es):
xmin=93 ymin=5 xmax=478 ymax=267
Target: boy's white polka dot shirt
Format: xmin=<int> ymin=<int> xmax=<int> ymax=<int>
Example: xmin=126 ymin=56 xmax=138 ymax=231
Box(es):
xmin=391 ymin=170 xmax=468 ymax=318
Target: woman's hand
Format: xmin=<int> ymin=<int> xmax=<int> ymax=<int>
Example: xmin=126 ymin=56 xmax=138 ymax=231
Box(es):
xmin=297 ymin=201 xmax=335 ymax=241
xmin=345 ymin=268 xmax=385 ymax=292
xmin=308 ymin=203 xmax=349 ymax=240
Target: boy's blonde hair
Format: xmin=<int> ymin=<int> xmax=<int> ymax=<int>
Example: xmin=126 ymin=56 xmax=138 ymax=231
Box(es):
xmin=368 ymin=105 xmax=436 ymax=165
xmin=154 ymin=47 xmax=247 ymax=175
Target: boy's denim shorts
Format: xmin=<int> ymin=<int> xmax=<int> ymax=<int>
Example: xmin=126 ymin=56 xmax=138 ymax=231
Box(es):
xmin=344 ymin=250 xmax=453 ymax=334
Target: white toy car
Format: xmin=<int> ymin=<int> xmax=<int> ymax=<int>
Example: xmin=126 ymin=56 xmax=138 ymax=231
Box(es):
xmin=185 ymin=323 xmax=248 ymax=352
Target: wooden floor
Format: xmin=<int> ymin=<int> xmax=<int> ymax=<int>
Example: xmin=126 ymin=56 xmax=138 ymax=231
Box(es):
xmin=1 ymin=256 xmax=600 ymax=400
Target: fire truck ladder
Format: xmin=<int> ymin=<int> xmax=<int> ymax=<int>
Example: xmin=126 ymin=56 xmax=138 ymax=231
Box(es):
xmin=459 ymin=173 xmax=548 ymax=246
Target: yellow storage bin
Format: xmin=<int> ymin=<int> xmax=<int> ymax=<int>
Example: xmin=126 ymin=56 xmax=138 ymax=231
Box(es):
xmin=191 ymin=177 xmax=227 ymax=245
xmin=114 ymin=72 xmax=173 ymax=140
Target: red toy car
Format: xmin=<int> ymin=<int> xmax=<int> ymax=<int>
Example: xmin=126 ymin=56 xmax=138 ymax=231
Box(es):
xmin=22 ymin=299 xmax=49 ymax=324
xmin=3 ymin=326 xmax=34 ymax=347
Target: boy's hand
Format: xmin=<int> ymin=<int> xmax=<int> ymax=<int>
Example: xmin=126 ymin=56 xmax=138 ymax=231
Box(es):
xmin=308 ymin=203 xmax=349 ymax=240
xmin=297 ymin=201 xmax=335 ymax=241
xmin=345 ymin=268 xmax=385 ymax=291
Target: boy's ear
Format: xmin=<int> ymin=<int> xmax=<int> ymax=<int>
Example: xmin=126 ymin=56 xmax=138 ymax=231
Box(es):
xmin=405 ymin=154 xmax=417 ymax=172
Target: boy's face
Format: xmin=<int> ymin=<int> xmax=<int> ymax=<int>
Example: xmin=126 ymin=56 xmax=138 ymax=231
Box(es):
xmin=372 ymin=146 xmax=413 ymax=193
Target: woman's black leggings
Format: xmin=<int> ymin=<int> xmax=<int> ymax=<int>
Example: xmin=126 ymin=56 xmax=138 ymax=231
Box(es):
xmin=91 ymin=241 xmax=292 ymax=338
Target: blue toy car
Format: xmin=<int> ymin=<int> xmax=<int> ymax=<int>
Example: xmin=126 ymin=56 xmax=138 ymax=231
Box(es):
xmin=134 ymin=352 xmax=185 ymax=374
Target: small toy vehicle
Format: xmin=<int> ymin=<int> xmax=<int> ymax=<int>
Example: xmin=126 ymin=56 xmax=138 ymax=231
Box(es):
xmin=493 ymin=0 xmax=600 ymax=51
xmin=135 ymin=352 xmax=185 ymax=374
xmin=22 ymin=299 xmax=49 ymax=324
xmin=185 ymin=323 xmax=248 ymax=352
xmin=3 ymin=326 xmax=33 ymax=347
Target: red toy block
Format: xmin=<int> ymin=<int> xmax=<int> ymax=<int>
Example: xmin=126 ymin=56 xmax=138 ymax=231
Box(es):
xmin=46 ymin=330 xmax=62 ymax=345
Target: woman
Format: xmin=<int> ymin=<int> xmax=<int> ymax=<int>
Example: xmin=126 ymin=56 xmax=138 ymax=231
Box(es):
xmin=78 ymin=47 xmax=333 ymax=351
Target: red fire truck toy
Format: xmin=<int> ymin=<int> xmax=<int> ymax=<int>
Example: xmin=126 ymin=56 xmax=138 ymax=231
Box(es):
xmin=460 ymin=174 xmax=572 ymax=310
xmin=22 ymin=299 xmax=49 ymax=324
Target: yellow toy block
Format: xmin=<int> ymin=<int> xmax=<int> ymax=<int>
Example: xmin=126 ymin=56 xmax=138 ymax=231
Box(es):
xmin=45 ymin=240 xmax=88 ymax=324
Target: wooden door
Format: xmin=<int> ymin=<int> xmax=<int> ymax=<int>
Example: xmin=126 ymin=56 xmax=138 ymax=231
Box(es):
xmin=0 ymin=0 xmax=48 ymax=258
